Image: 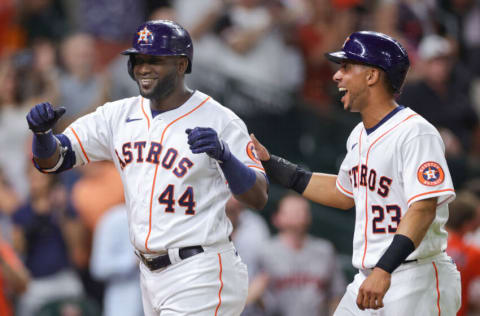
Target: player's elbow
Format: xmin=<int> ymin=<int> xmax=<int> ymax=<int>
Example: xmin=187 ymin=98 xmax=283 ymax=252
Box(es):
xmin=254 ymin=191 xmax=268 ymax=210
xmin=235 ymin=189 xmax=268 ymax=211
xmin=335 ymin=196 xmax=355 ymax=210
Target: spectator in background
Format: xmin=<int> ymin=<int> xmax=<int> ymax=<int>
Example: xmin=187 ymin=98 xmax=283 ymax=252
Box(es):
xmin=400 ymin=35 xmax=478 ymax=155
xmin=436 ymin=0 xmax=480 ymax=77
xmin=57 ymin=33 xmax=110 ymax=130
xmin=0 ymin=236 xmax=30 ymax=316
xmin=398 ymin=34 xmax=480 ymax=186
xmin=248 ymin=193 xmax=346 ymax=316
xmin=77 ymin=0 xmax=145 ymax=69
xmin=225 ymin=196 xmax=270 ymax=316
xmin=0 ymin=0 xmax=26 ymax=56
xmin=12 ymin=165 xmax=88 ymax=316
xmin=90 ymin=204 xmax=143 ymax=316
xmin=0 ymin=59 xmax=34 ymax=201
xmin=17 ymin=0 xmax=70 ymax=43
xmin=175 ymin=0 xmax=303 ymax=116
xmin=446 ymin=190 xmax=480 ymax=316
xmin=294 ymin=0 xmax=356 ymax=116
xmin=71 ymin=162 xmax=125 ymax=233
xmin=0 ymin=169 xmax=20 ymax=244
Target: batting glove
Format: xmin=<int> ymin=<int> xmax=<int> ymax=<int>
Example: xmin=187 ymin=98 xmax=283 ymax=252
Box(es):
xmin=27 ymin=102 xmax=66 ymax=134
xmin=186 ymin=127 xmax=231 ymax=162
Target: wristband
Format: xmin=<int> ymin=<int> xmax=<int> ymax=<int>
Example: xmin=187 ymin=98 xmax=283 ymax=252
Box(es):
xmin=375 ymin=234 xmax=415 ymax=273
xmin=262 ymin=155 xmax=312 ymax=194
xmin=32 ymin=131 xmax=58 ymax=158
xmin=219 ymin=143 xmax=257 ymax=195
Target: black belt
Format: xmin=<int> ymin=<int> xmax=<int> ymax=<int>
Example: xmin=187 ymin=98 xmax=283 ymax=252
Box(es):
xmin=138 ymin=246 xmax=204 ymax=271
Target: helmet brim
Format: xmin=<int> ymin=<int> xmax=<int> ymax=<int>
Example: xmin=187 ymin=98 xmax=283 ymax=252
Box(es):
xmin=325 ymin=51 xmax=349 ymax=64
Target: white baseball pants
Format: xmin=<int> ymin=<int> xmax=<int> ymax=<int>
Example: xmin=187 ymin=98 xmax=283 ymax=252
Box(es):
xmin=334 ymin=252 xmax=461 ymax=316
xmin=139 ymin=241 xmax=248 ymax=316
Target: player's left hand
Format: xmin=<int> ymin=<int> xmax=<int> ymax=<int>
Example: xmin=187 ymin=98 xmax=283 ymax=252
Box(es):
xmin=186 ymin=127 xmax=231 ymax=162
xmin=356 ymin=267 xmax=391 ymax=310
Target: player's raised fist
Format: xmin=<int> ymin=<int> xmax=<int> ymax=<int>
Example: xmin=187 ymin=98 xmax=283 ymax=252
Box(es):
xmin=27 ymin=103 xmax=66 ymax=133
xmin=186 ymin=127 xmax=231 ymax=162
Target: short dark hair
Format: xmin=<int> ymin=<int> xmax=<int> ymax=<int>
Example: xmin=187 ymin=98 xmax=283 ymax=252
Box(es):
xmin=379 ymin=69 xmax=396 ymax=95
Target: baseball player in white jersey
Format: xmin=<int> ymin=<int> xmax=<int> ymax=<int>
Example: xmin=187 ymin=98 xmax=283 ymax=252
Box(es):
xmin=26 ymin=20 xmax=268 ymax=315
xmin=250 ymin=31 xmax=461 ymax=315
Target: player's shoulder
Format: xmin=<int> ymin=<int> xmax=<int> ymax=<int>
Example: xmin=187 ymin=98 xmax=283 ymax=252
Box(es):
xmin=398 ymin=107 xmax=441 ymax=139
xmin=196 ymin=90 xmax=240 ymax=121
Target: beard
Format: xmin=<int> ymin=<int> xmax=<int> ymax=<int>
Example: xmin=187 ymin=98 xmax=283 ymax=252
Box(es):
xmin=138 ymin=70 xmax=177 ymax=100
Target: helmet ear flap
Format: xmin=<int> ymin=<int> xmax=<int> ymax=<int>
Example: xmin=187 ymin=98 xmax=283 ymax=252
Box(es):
xmin=127 ymin=55 xmax=135 ymax=80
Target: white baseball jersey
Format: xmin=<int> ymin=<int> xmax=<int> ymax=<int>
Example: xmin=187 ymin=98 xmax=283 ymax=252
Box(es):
xmin=62 ymin=90 xmax=264 ymax=253
xmin=335 ymin=107 xmax=455 ymax=269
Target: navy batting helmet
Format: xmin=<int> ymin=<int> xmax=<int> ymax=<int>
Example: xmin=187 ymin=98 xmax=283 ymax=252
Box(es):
xmin=325 ymin=31 xmax=410 ymax=93
xmin=122 ymin=20 xmax=193 ymax=78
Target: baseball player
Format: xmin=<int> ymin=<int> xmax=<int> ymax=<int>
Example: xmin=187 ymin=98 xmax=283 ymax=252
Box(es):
xmin=26 ymin=20 xmax=268 ymax=316
xmin=251 ymin=31 xmax=461 ymax=315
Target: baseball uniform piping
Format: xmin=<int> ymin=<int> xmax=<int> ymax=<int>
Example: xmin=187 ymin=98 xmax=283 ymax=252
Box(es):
xmin=337 ymin=179 xmax=353 ymax=196
xmin=215 ymin=253 xmax=224 ymax=316
xmin=433 ymin=262 xmax=441 ymax=315
xmin=69 ymin=127 xmax=90 ymax=163
xmin=248 ymin=165 xmax=265 ymax=172
xmin=145 ymin=164 xmax=160 ymax=252
xmin=407 ymin=189 xmax=455 ymax=206
xmin=140 ymin=98 xmax=150 ymax=130
xmin=144 ymin=96 xmax=210 ymax=252
xmin=361 ymin=113 xmax=419 ymax=268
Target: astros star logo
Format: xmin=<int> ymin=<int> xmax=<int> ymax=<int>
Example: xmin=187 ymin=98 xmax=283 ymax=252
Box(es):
xmin=417 ymin=162 xmax=444 ymax=186
xmin=137 ymin=27 xmax=154 ymax=44
xmin=246 ymin=141 xmax=261 ymax=165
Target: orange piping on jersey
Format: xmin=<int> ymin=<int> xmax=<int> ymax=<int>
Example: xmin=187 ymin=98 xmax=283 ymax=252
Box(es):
xmin=215 ymin=253 xmax=224 ymax=316
xmin=144 ymin=164 xmax=159 ymax=252
xmin=144 ymin=96 xmax=210 ymax=251
xmin=140 ymin=98 xmax=150 ymax=130
xmin=248 ymin=165 xmax=265 ymax=172
xmin=70 ymin=127 xmax=90 ymax=163
xmin=337 ymin=179 xmax=353 ymax=196
xmin=407 ymin=189 xmax=455 ymax=205
xmin=160 ymin=97 xmax=211 ymax=144
xmin=361 ymin=113 xmax=419 ymax=269
xmin=433 ymin=262 xmax=441 ymax=316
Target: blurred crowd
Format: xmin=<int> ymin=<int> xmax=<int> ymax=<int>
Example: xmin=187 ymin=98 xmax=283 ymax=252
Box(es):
xmin=2 ymin=0 xmax=480 ymax=315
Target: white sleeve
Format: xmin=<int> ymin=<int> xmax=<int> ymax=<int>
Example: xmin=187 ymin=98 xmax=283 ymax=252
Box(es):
xmin=336 ymin=155 xmax=354 ymax=198
xmin=63 ymin=105 xmax=113 ymax=166
xmin=401 ymin=133 xmax=455 ymax=207
xmin=219 ymin=119 xmax=264 ymax=173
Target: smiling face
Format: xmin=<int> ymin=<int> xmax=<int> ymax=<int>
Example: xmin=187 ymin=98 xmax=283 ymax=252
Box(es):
xmin=333 ymin=61 xmax=374 ymax=112
xmin=132 ymin=54 xmax=188 ymax=101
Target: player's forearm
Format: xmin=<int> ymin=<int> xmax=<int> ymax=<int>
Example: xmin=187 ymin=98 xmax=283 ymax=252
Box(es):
xmin=396 ymin=197 xmax=437 ymax=248
xmin=233 ymin=172 xmax=268 ymax=210
xmin=303 ymin=173 xmax=355 ymax=210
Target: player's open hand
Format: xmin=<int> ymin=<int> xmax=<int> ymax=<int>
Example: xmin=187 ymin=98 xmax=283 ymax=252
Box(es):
xmin=186 ymin=127 xmax=231 ymax=162
xmin=250 ymin=134 xmax=270 ymax=161
xmin=27 ymin=102 xmax=66 ymax=133
xmin=356 ymin=267 xmax=391 ymax=310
